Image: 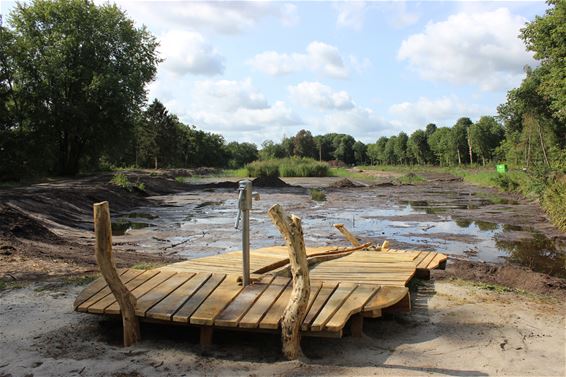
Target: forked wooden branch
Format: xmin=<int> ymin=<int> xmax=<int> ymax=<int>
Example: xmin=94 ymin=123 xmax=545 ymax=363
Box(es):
xmin=268 ymin=204 xmax=310 ymax=360
xmin=93 ymin=201 xmax=141 ymax=347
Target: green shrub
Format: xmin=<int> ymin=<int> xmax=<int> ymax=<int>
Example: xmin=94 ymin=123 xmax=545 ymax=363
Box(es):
xmin=245 ymin=160 xmax=280 ymax=177
xmin=110 ymin=173 xmax=145 ymax=192
xmin=395 ymin=173 xmax=425 ymax=185
xmin=491 ymin=173 xmax=519 ymax=191
xmin=542 ymin=176 xmax=566 ymax=232
xmin=309 ymin=188 xmax=326 ymax=201
xmin=246 ymin=158 xmax=330 ymax=177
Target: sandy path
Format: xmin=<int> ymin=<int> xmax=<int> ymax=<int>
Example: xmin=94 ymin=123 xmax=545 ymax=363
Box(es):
xmin=1 ymin=279 xmax=563 ymax=377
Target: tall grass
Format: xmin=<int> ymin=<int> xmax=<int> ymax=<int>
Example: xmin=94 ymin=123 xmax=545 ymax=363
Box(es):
xmin=245 ymin=158 xmax=331 ymax=177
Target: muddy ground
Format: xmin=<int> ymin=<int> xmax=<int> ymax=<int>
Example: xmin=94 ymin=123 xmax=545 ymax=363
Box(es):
xmin=0 ymin=169 xmax=565 ymax=376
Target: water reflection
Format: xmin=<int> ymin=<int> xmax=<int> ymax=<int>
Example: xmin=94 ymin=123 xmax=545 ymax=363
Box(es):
xmin=496 ymin=233 xmax=566 ymax=278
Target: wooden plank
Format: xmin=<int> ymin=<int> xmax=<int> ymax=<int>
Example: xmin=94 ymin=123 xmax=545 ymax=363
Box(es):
xmin=301 ymin=282 xmax=338 ymax=331
xmin=363 ymin=286 xmax=409 ymax=312
xmin=426 ymin=253 xmax=447 ymax=269
xmin=105 ymin=271 xmax=177 ymax=315
xmin=172 ymin=273 xmax=226 ymax=322
xmin=325 ymin=285 xmax=379 ymax=332
xmin=147 ymin=272 xmax=212 ymax=321
xmin=214 ymin=275 xmax=275 ymax=327
xmin=190 ymin=275 xmax=243 ymax=326
xmin=77 ymin=269 xmax=144 ymax=312
xmin=259 ymin=284 xmax=293 ymax=329
xmin=310 ymin=283 xmax=357 ymax=331
xmin=135 ymin=273 xmax=194 ymax=316
xmin=417 ymin=252 xmax=437 ymax=269
xmin=73 ymin=269 xmax=128 ymax=308
xmin=87 ymin=270 xmax=159 ymax=314
xmin=239 ymin=276 xmax=290 ymax=328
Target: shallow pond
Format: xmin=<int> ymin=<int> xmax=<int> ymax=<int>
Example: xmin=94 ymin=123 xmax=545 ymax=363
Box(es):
xmin=113 ymin=186 xmax=565 ymax=278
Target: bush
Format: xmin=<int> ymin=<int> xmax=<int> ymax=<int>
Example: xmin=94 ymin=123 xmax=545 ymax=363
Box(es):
xmin=245 ymin=160 xmax=280 ymax=178
xmin=309 ymin=188 xmax=326 ymax=201
xmin=542 ymin=175 xmax=566 ymax=232
xmin=245 ymin=158 xmax=330 ymax=177
xmin=110 ymin=173 xmax=145 ymax=192
xmin=491 ymin=173 xmax=519 ymax=191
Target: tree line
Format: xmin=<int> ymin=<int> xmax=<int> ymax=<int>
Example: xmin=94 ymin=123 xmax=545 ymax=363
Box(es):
xmin=1 ymin=0 xmax=564 ymax=181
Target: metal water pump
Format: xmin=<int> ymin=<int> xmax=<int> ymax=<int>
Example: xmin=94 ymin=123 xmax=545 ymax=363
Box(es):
xmin=235 ymin=180 xmax=260 ymax=286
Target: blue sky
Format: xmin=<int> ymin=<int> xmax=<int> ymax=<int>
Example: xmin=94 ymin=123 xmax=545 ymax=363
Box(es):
xmin=0 ymin=1 xmax=548 ymax=145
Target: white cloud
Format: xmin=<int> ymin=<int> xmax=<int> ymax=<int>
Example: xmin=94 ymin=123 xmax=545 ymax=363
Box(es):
xmin=288 ymin=82 xmax=354 ymax=110
xmin=389 ymin=96 xmax=485 ymax=131
xmin=109 ymin=1 xmax=298 ymax=34
xmin=333 ymin=1 xmax=419 ymax=31
xmin=186 ymin=79 xmax=302 ymax=136
xmin=398 ymin=8 xmax=535 ymax=91
xmin=334 ymin=1 xmax=367 ymax=31
xmin=159 ymin=31 xmax=224 ymax=76
xmin=249 ymin=41 xmax=356 ymax=79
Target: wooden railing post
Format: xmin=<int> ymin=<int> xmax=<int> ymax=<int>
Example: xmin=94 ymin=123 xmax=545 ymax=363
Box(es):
xmin=268 ymin=204 xmax=310 ymax=360
xmin=93 ymin=201 xmax=141 ymax=347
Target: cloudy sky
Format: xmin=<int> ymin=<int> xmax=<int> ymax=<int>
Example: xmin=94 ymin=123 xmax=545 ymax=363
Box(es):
xmin=1 ymin=0 xmax=547 ymax=145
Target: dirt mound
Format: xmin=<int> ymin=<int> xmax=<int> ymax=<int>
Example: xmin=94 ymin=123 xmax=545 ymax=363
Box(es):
xmin=436 ymin=259 xmax=566 ymax=300
xmin=329 ymin=178 xmax=362 ymax=188
xmin=0 ymin=204 xmax=61 ymax=243
xmin=252 ymin=176 xmax=290 ymax=187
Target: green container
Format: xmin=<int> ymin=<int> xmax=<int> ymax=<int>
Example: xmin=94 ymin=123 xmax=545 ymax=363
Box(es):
xmin=496 ymin=164 xmax=508 ymax=173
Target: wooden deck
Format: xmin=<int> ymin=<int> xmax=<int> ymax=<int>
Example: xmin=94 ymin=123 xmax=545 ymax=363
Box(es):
xmin=74 ymin=268 xmax=408 ymax=336
xmin=161 ymin=246 xmax=448 ymax=284
xmin=75 ymin=247 xmax=446 ymax=338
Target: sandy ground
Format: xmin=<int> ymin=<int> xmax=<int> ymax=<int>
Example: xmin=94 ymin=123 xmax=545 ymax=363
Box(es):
xmin=0 ymin=278 xmax=563 ymax=377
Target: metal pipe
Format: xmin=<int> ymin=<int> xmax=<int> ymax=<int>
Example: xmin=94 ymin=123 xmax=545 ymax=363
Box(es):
xmin=242 ymin=200 xmax=250 ymax=286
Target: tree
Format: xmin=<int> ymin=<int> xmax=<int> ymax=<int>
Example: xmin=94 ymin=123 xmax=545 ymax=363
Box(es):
xmin=469 ymin=116 xmax=505 ymax=165
xmin=407 ymin=130 xmax=429 ymax=165
xmin=394 ymin=132 xmax=409 ymax=165
xmin=333 ymin=134 xmax=356 ymax=164
xmin=293 ymin=129 xmax=317 ymax=158
xmin=2 ymin=0 xmax=159 ymax=175
xmin=521 ymin=0 xmax=566 ymax=122
xmin=225 ymin=142 xmax=258 ymax=168
xmin=136 ymin=100 xmax=181 ymax=168
xmin=375 ymin=136 xmax=389 ymax=164
xmin=453 ymin=117 xmax=473 ymax=164
xmin=428 ymin=127 xmax=456 ymax=166
xmin=353 ymin=141 xmax=367 ymax=165
xmin=259 ymin=140 xmax=286 ymax=160
xmin=384 ymin=136 xmax=397 ymax=164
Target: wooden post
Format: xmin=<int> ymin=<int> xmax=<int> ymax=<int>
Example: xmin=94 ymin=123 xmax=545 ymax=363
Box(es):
xmin=93 ymin=201 xmax=141 ymax=347
xmin=268 ymin=204 xmax=310 ymax=360
xmin=333 ymin=224 xmax=361 ymax=247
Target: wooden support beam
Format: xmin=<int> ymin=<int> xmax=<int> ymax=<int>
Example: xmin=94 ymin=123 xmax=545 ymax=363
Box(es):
xmin=200 ymin=327 xmax=214 ymax=349
xmin=333 ymin=224 xmax=361 ymax=247
xmin=93 ymin=201 xmax=141 ymax=347
xmin=268 ymin=204 xmax=310 ymax=360
xmin=350 ymin=314 xmax=363 ymax=337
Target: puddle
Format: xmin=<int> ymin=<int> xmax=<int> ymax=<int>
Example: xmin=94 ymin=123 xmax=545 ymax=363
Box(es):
xmin=112 ymin=220 xmax=153 ymax=236
xmin=118 ymin=188 xmax=565 ymax=277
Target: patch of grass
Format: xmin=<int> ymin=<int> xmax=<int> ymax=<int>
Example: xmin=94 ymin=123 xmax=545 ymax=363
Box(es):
xmin=245 ymin=158 xmax=331 ymax=177
xmin=221 ymin=168 xmax=248 ymax=177
xmin=175 ymin=176 xmax=186 ymax=183
xmin=246 ymin=160 xmax=280 ymax=177
xmin=309 ymin=188 xmax=326 ymax=201
xmin=0 ymin=280 xmax=25 ymax=291
xmin=394 ymin=173 xmax=425 ymax=185
xmin=329 ymin=168 xmax=369 ymax=180
xmin=110 ymin=173 xmax=146 ymax=192
xmin=131 ymin=262 xmax=163 ymax=270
